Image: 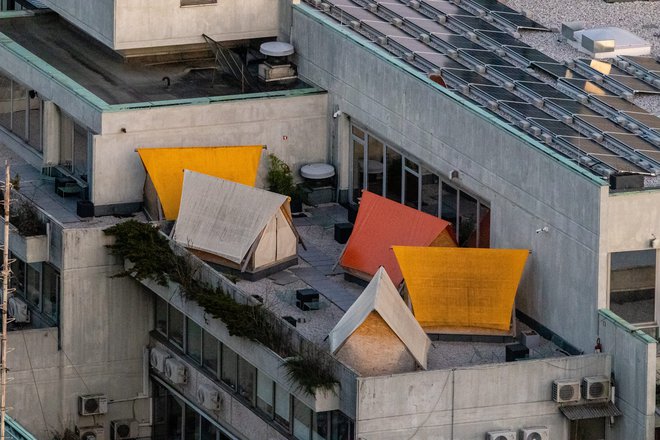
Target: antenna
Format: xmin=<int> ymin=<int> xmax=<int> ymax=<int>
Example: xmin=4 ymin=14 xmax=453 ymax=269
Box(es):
xmin=1 ymin=160 xmax=10 ymax=440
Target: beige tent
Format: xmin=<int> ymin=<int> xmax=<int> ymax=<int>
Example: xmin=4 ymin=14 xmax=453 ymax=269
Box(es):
xmin=328 ymin=267 xmax=430 ymax=376
xmin=173 ymin=170 xmax=299 ymax=278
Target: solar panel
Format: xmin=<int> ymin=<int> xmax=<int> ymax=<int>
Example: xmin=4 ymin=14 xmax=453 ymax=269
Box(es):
xmin=577 ymin=58 xmax=628 ymax=76
xmin=608 ymin=75 xmax=660 ymax=94
xmin=529 ymin=118 xmax=582 ymax=137
xmin=590 ymin=153 xmax=647 ymax=173
xmin=502 ymin=46 xmax=557 ymax=66
xmin=432 ymin=33 xmax=484 ymax=50
xmin=377 ymin=2 xmax=429 ymax=19
xmin=419 ymin=0 xmax=466 ymax=16
xmin=558 ymin=78 xmax=616 ymax=96
xmin=447 ymin=15 xmax=501 ymax=33
xmin=458 ymin=49 xmax=514 ymax=68
xmin=619 ymin=55 xmax=660 ymax=74
xmin=490 ymin=12 xmax=549 ymax=31
xmin=515 ymin=81 xmax=572 ymax=100
xmin=333 ymin=5 xmax=382 ymax=22
xmin=606 ymin=132 xmax=660 ymax=152
xmin=462 ymin=0 xmax=517 ymax=14
xmin=556 ymin=136 xmax=615 ymax=155
xmin=440 ymin=68 xmax=496 ymax=86
xmin=474 ymin=30 xmax=529 ymax=49
xmin=487 ymin=65 xmax=540 ymax=83
xmin=543 ymin=98 xmax=601 ymax=117
xmin=405 ymin=17 xmax=451 ymax=35
xmin=497 ymin=100 xmax=553 ymax=120
xmin=388 ymin=35 xmax=434 ymax=53
xmin=361 ymin=19 xmax=412 ymax=38
xmin=574 ymin=115 xmax=629 ymax=134
xmin=621 ymin=112 xmax=660 ymax=131
xmin=470 ymin=84 xmax=525 ymax=102
xmin=323 ymin=0 xmax=359 ymax=7
xmin=588 ymin=95 xmax=649 ymax=114
xmin=574 ymin=58 xmax=660 ymax=95
xmin=414 ymin=51 xmax=466 ymax=70
xmin=531 ymin=62 xmax=585 ymax=80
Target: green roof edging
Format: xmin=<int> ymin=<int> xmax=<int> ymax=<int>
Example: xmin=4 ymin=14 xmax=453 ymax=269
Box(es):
xmin=598 ymin=308 xmax=657 ymax=345
xmin=293 ymin=3 xmax=607 ymax=187
xmin=5 ymin=415 xmax=38 ymax=440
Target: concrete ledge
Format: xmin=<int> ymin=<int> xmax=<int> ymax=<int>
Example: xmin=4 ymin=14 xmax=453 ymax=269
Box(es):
xmin=0 ymin=218 xmax=48 ymax=263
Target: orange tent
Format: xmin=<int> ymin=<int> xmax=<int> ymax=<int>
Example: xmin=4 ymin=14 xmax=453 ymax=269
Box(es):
xmin=339 ymin=191 xmax=455 ymax=286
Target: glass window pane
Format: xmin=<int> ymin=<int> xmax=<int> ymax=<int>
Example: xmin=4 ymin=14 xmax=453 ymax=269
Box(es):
xmin=478 ymin=203 xmax=490 ymax=248
xmin=184 ymin=405 xmax=200 ymax=440
xmin=330 ymin=412 xmax=354 ymax=440
xmin=293 ymin=398 xmax=313 ymax=440
xmin=274 ymin=383 xmax=290 ymax=429
xmin=27 ymin=93 xmax=42 ymax=152
xmin=458 ymin=191 xmax=478 ymax=247
xmin=221 ymin=345 xmax=238 ymax=389
xmin=167 ymin=394 xmax=184 ymax=440
xmin=610 ymin=250 xmax=656 ymax=325
xmin=421 ymin=169 xmax=439 ymax=216
xmin=186 ymin=318 xmax=202 ymax=364
xmin=42 ymin=263 xmax=58 ymax=321
xmin=366 ymin=136 xmax=384 ymax=196
xmin=404 ymin=170 xmax=419 ymax=210
xmin=237 ymin=357 xmax=256 ymax=405
xmin=155 ymin=296 xmax=168 ymax=336
xmin=10 ymin=256 xmax=25 ymax=297
xmin=351 ymin=139 xmax=364 ymax=203
xmin=26 ymin=264 xmax=41 ymax=310
xmin=441 ymin=182 xmax=458 ymax=237
xmin=168 ymin=307 xmax=184 ymax=348
xmin=153 ymin=381 xmax=168 ymax=440
xmin=256 ymin=370 xmax=274 ymax=417
xmin=314 ymin=412 xmax=329 ymax=440
xmin=60 ymin=114 xmax=74 ymax=172
xmin=404 ymin=158 xmax=419 ymax=173
xmin=11 ymin=81 xmax=26 ymax=138
xmin=351 ymin=125 xmax=365 ymax=139
xmin=385 ymin=147 xmax=402 ymax=202
xmin=73 ymin=122 xmax=88 ymax=179
xmin=200 ymin=418 xmax=217 ymax=440
xmin=0 ymin=75 xmax=11 ymax=131
xmin=202 ymin=330 xmax=219 ymax=375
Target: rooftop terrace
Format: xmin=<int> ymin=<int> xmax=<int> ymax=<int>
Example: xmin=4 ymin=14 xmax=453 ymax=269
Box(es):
xmin=0 ymin=13 xmax=312 ymax=106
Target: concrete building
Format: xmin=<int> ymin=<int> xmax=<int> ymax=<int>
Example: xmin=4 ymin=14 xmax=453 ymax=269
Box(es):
xmin=0 ymin=0 xmax=656 ymax=439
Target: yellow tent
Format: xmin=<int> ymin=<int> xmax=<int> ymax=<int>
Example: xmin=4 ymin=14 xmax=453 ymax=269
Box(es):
xmin=137 ymin=146 xmax=263 ymax=219
xmin=393 ymin=246 xmax=528 ymax=334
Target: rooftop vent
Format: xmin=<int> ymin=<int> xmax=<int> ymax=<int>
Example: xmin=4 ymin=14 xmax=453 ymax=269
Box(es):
xmin=258 ymin=42 xmax=297 ymax=83
xmin=570 ymin=27 xmax=651 ymax=58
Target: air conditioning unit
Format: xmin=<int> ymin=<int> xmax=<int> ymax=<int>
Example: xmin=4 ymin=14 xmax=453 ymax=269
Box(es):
xmin=486 ymin=430 xmax=516 ymax=440
xmin=78 ymin=394 xmax=108 ymax=416
xmin=110 ymin=419 xmax=138 ymax=440
xmin=521 ymin=427 xmax=549 ymax=440
xmin=150 ymin=347 xmax=170 ymax=374
xmin=165 ymin=357 xmax=187 ymax=384
xmin=8 ymin=296 xmax=30 ymax=323
xmin=552 ymin=379 xmax=581 ymax=403
xmin=582 ymin=376 xmax=610 ymax=401
xmin=76 ymin=426 xmax=104 ymax=440
xmin=197 ymin=384 xmax=222 ymax=411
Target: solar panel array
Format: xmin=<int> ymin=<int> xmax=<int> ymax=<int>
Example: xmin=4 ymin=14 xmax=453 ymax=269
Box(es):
xmin=304 ymin=0 xmax=660 ymax=187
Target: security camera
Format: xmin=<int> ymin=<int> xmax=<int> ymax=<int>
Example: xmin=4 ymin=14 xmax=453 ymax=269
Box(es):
xmin=332 ymin=110 xmax=343 ymax=118
xmin=535 ymin=226 xmax=549 ymax=234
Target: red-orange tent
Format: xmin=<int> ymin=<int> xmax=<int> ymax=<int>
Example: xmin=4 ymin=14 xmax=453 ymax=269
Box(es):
xmin=339 ymin=191 xmax=455 ymax=286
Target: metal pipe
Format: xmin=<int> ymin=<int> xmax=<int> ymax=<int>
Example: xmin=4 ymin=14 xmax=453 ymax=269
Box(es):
xmin=1 ymin=161 xmax=11 ymax=440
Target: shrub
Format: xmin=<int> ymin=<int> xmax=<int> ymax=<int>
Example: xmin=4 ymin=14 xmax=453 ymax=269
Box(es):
xmin=266 ymin=154 xmax=296 ymax=197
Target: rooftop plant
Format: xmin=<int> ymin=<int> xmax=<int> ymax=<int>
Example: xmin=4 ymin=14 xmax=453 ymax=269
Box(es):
xmin=266 ymin=154 xmax=297 ymax=197
xmin=0 ymin=195 xmax=47 ymax=237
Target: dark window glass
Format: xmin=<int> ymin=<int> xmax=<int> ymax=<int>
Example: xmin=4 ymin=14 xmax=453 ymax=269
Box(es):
xmin=404 ymin=169 xmax=419 ymax=210
xmin=330 ymin=411 xmax=355 ymax=440
xmin=202 ymin=330 xmax=219 ymax=375
xmin=200 ymin=418 xmax=217 ymax=440
xmin=385 ymin=147 xmax=402 ymax=202
xmin=314 ymin=412 xmax=330 ymax=440
xmin=42 ymin=263 xmax=58 ymax=321
xmin=274 ymin=382 xmax=290 ymax=429
xmin=478 ymin=203 xmax=490 ymax=248
xmin=152 ymin=382 xmax=168 ymax=440
xmin=26 ymin=264 xmax=41 ymax=309
xmin=366 ymin=136 xmax=384 ymax=196
xmin=352 ymin=139 xmax=365 ymax=203
xmin=421 ymin=169 xmax=439 ymax=216
xmin=186 ymin=318 xmax=202 ymax=364
xmin=155 ymin=296 xmax=168 ymax=336
xmin=10 ymin=256 xmax=25 ymax=297
xmin=237 ymin=357 xmax=256 ymax=405
xmin=184 ymin=405 xmax=200 ymax=440
xmin=221 ymin=345 xmax=238 ymax=389
xmin=256 ymin=370 xmax=274 ymax=417
xmin=167 ymin=394 xmax=184 ymax=440
xmin=168 ymin=307 xmax=184 ymax=348
xmin=458 ymin=191 xmax=478 ymax=247
xmin=441 ymin=182 xmax=458 ymax=235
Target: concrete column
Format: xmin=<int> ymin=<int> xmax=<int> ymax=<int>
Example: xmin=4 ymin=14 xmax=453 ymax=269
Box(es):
xmin=41 ymin=101 xmax=60 ymax=168
xmin=655 ymin=249 xmax=660 ymax=331
xmin=335 ymin=110 xmax=350 ymax=191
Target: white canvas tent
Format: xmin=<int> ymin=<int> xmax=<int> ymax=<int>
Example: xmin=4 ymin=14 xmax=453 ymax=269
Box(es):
xmin=173 ymin=170 xmax=299 ymax=277
xmin=329 ymin=267 xmax=430 ymax=375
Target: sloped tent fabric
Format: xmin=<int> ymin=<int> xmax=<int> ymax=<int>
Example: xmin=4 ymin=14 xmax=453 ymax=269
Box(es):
xmin=173 ymin=170 xmax=291 ymax=266
xmin=137 ymin=145 xmax=263 ymax=220
xmin=339 ymin=191 xmax=455 ymax=286
xmin=393 ymin=246 xmax=528 ymax=333
xmin=329 ymin=267 xmax=430 ymax=369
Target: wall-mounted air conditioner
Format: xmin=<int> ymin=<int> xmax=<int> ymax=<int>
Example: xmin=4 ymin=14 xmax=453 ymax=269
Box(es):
xmin=110 ymin=419 xmax=138 ymax=440
xmin=197 ymin=384 xmax=222 ymax=411
xmin=150 ymin=347 xmax=170 ymax=374
xmin=552 ymin=379 xmax=581 ymax=403
xmin=521 ymin=427 xmax=549 ymax=440
xmin=165 ymin=357 xmax=187 ymax=384
xmin=582 ymin=376 xmax=610 ymax=401
xmin=8 ymin=296 xmax=30 ymax=323
xmin=76 ymin=426 xmax=104 ymax=440
xmin=486 ymin=430 xmax=516 ymax=440
xmin=78 ymin=394 xmax=108 ymax=416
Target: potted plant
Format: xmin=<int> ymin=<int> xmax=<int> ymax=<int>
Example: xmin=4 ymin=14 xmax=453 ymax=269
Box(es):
xmin=266 ymin=154 xmax=303 ymax=213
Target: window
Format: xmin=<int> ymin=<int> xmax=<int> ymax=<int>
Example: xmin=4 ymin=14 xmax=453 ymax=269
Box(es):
xmin=293 ymin=398 xmax=313 ymax=440
xmin=351 ymin=137 xmax=364 ymax=203
xmin=421 ymin=168 xmax=439 ymax=216
xmin=609 ymin=250 xmax=656 ymax=326
xmin=221 ymin=345 xmax=238 ymax=389
xmin=42 ymin=263 xmax=59 ymax=321
xmin=384 ymin=147 xmax=402 ymax=203
xmin=202 ymin=330 xmax=219 ymax=375
xmin=184 ymin=405 xmax=200 ymax=440
xmin=10 ymin=257 xmax=25 ymax=296
xmin=458 ymin=191 xmax=478 ymax=246
xmin=314 ymin=412 xmax=329 ymax=440
xmin=9 ymin=255 xmax=59 ymax=325
xmin=0 ymin=71 xmax=43 ymax=152
xmin=403 ymin=158 xmax=420 ymax=210
xmin=237 ymin=357 xmax=256 ymax=405
xmin=256 ymin=370 xmax=274 ymax=417
xmin=366 ymin=135 xmax=384 ymax=196
xmin=330 ymin=411 xmax=354 ymax=440
xmin=186 ymin=318 xmax=202 ymax=364
xmin=60 ymin=113 xmax=89 ymax=179
xmin=274 ymin=382 xmax=291 ymax=429
xmin=155 ymin=296 xmax=168 ymax=336
xmin=25 ymin=264 xmax=41 ymax=308
xmin=168 ymin=307 xmax=184 ymax=348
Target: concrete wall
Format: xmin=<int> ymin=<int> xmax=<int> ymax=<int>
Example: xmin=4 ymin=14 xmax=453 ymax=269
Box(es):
xmin=93 ymin=93 xmax=328 ymax=207
xmin=356 ymin=354 xmax=611 ymax=439
xmin=292 ymin=6 xmax=606 ymax=353
xmin=598 ymin=310 xmax=656 ymax=440
xmin=6 ymin=226 xmax=153 ymax=440
xmin=114 ymin=0 xmax=278 ymax=51
xmin=37 ymin=0 xmax=114 ymax=48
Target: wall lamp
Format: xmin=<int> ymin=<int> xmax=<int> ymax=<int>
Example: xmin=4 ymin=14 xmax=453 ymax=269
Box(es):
xmin=651 ymin=234 xmax=659 ymax=249
xmin=535 ymin=226 xmax=549 ymax=234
